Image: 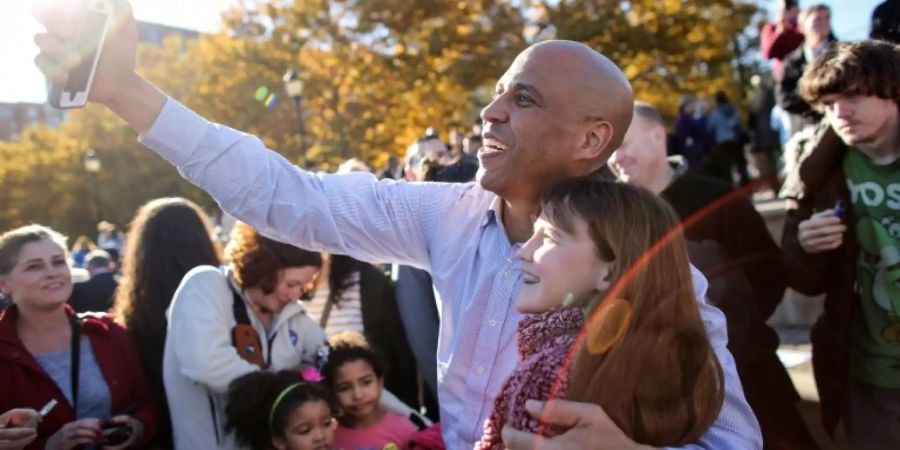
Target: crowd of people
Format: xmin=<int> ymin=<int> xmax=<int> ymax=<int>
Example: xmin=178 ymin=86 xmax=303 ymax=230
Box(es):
xmin=1 ymin=0 xmax=899 ymax=449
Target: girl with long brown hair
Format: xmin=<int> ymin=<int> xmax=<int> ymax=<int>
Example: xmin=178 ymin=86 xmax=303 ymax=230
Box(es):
xmin=112 ymin=197 xmax=222 ymax=449
xmin=476 ymin=178 xmax=724 ymax=448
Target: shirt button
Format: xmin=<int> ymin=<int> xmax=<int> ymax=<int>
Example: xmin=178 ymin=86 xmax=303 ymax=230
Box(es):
xmin=503 ymin=271 xmax=510 ymax=279
xmin=476 ymin=366 xmax=484 ymax=374
xmin=489 ymin=319 xmax=497 ymax=327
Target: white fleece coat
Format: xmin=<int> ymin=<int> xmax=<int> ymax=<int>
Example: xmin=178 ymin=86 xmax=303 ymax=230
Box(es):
xmin=163 ymin=266 xmax=327 ymax=450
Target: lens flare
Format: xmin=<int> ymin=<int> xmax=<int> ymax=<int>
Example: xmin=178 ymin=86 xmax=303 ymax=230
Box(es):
xmin=264 ymin=93 xmax=278 ymax=109
xmin=254 ymin=86 xmax=269 ymax=101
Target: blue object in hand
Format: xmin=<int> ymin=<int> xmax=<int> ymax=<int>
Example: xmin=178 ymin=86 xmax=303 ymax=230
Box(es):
xmin=833 ymin=200 xmax=845 ymax=218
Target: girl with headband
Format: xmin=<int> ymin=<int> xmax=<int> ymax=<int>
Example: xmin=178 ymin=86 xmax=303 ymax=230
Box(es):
xmin=225 ymin=370 xmax=335 ymax=450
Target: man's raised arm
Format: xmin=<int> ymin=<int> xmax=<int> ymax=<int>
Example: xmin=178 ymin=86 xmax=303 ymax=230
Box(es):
xmin=34 ymin=0 xmax=165 ymax=134
xmin=32 ymin=0 xmax=444 ymax=268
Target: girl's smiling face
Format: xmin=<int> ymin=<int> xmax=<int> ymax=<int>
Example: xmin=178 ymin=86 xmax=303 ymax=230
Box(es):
xmin=272 ymin=399 xmax=335 ymax=450
xmin=515 ymin=214 xmax=612 ymax=313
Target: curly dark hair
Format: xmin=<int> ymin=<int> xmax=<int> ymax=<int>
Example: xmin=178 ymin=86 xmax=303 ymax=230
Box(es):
xmin=225 ymin=223 xmax=322 ymax=294
xmin=225 ymin=370 xmax=334 ymax=450
xmin=112 ymin=198 xmax=221 ymax=447
xmin=321 ymin=331 xmax=387 ymax=388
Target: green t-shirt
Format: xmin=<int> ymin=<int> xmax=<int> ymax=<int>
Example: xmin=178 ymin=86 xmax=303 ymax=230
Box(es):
xmin=843 ymin=148 xmax=900 ymax=388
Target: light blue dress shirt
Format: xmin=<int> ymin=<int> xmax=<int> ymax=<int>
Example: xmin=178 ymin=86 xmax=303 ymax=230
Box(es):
xmin=141 ymin=98 xmax=762 ymax=449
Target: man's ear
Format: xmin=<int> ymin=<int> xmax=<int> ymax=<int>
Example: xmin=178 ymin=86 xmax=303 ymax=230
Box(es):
xmin=576 ymin=120 xmax=615 ymax=163
xmin=272 ymin=436 xmax=287 ymax=450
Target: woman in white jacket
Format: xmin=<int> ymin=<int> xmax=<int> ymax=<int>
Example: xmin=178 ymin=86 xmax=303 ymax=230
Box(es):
xmin=163 ymin=223 xmax=327 ymax=450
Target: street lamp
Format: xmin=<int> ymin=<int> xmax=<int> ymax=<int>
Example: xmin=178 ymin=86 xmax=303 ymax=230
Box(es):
xmin=283 ymin=68 xmax=307 ymax=159
xmin=83 ymin=149 xmax=102 ymax=224
xmin=84 ymin=148 xmax=101 ymax=173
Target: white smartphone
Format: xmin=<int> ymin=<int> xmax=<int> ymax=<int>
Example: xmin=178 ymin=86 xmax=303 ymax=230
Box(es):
xmin=48 ymin=0 xmax=114 ymax=109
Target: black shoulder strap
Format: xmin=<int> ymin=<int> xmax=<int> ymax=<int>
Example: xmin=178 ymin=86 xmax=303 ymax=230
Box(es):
xmin=228 ymin=282 xmax=269 ymax=368
xmin=230 ymin=284 xmax=252 ymax=326
xmin=70 ymin=314 xmax=81 ymax=415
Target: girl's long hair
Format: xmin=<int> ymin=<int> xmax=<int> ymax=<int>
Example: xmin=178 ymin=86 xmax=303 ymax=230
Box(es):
xmin=112 ymin=198 xmax=222 ymax=442
xmin=541 ymin=178 xmax=724 ymax=447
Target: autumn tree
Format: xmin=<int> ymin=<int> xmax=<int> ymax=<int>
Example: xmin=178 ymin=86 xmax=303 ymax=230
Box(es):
xmin=528 ymin=0 xmax=764 ymax=121
xmin=2 ymin=0 xmax=762 ymax=237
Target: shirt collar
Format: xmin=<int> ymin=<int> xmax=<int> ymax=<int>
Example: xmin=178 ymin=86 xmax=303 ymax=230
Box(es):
xmin=480 ymin=194 xmax=505 ymax=229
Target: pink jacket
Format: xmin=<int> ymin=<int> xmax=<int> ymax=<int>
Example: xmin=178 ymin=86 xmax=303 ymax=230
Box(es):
xmin=475 ymin=307 xmax=583 ymax=449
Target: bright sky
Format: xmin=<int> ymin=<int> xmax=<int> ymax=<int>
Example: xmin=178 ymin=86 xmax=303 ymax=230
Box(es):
xmin=0 ymin=0 xmax=883 ymax=104
xmin=0 ymin=0 xmax=236 ymax=104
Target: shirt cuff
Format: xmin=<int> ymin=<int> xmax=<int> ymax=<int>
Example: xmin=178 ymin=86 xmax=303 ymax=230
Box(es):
xmin=138 ymin=97 xmax=209 ymax=167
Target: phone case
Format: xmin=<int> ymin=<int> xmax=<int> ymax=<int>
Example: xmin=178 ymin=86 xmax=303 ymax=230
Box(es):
xmin=48 ymin=0 xmax=114 ymax=109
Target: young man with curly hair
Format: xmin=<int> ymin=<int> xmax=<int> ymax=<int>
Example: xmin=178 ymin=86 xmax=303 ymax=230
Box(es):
xmin=781 ymin=40 xmax=900 ymax=448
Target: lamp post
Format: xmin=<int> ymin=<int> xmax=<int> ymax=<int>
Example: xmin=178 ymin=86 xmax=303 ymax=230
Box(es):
xmin=283 ymin=68 xmax=307 ymax=159
xmin=83 ymin=148 xmax=102 ymax=224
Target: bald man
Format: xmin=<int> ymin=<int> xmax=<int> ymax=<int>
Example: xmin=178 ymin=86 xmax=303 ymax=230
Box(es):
xmin=33 ymin=2 xmax=761 ymax=448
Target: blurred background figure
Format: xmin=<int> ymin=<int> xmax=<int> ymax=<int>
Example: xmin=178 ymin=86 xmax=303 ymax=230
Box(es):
xmin=112 ymin=197 xmax=222 ymax=449
xmin=747 ymin=74 xmax=783 ymax=196
xmin=68 ymin=249 xmax=117 ymax=314
xmin=96 ymin=221 xmax=124 ymax=255
xmin=404 ymin=137 xmax=450 ymax=182
xmin=337 ymin=158 xmax=372 ymax=174
xmin=69 ymin=236 xmax=95 ymax=269
xmin=378 ymin=154 xmax=403 ymax=180
xmin=673 ymin=96 xmax=712 ymax=172
xmin=761 ymin=0 xmax=804 ymax=80
xmin=463 ymin=134 xmax=483 ymax=157
xmin=871 ymin=0 xmax=900 ymax=43
xmin=706 ymin=91 xmax=750 ymax=186
xmin=777 ymin=3 xmax=837 ymax=139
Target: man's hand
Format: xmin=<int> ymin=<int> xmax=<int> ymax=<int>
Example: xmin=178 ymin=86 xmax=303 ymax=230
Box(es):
xmin=33 ymin=0 xmax=165 ymax=134
xmin=501 ymin=399 xmax=656 ymax=450
xmin=0 ymin=409 xmax=39 ymax=450
xmin=32 ymin=0 xmax=139 ymax=106
xmin=797 ymin=209 xmax=846 ymax=254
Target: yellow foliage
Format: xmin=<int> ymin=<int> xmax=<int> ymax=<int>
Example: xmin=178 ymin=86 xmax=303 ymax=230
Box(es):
xmin=4 ymin=0 xmax=760 ymax=236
